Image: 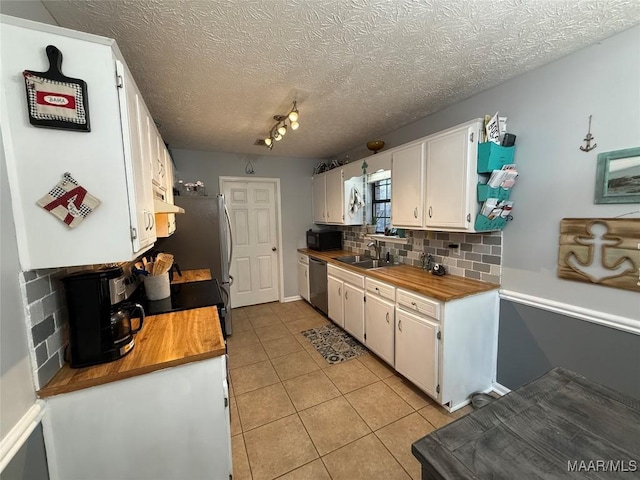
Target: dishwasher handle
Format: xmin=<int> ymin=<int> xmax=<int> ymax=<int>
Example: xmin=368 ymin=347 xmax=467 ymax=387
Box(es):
xmin=309 ymin=257 xmax=326 ymax=265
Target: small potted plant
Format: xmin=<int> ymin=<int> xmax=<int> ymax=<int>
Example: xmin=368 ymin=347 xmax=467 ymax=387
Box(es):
xmin=367 ymin=216 xmax=378 ymax=234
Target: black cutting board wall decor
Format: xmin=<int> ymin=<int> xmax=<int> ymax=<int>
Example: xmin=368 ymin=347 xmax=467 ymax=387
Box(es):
xmin=22 ymin=45 xmax=91 ymax=132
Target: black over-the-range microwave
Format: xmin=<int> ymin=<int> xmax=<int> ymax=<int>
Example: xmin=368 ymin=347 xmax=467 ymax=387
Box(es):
xmin=306 ymin=229 xmax=342 ymax=251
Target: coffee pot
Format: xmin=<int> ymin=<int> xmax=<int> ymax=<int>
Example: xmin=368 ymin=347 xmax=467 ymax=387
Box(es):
xmin=63 ymin=266 xmax=145 ymax=368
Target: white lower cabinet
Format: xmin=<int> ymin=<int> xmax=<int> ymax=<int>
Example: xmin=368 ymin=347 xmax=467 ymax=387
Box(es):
xmin=297 ymin=255 xmax=310 ymax=302
xmin=395 ymin=307 xmax=439 ymax=398
xmin=364 ymin=293 xmax=395 ymax=366
xmin=42 ymin=356 xmax=232 ymax=480
xmin=395 ymin=288 xmax=498 ymax=411
xmin=327 ymin=275 xmax=344 ymax=327
xmin=343 ymin=283 xmax=365 ymax=343
xmin=327 ymin=265 xmax=365 ymax=334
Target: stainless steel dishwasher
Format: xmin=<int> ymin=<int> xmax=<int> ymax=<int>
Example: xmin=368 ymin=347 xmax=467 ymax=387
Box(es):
xmin=308 ymin=257 xmax=328 ymax=315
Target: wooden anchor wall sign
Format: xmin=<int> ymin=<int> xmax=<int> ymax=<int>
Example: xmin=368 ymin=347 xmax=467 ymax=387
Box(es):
xmin=557 ymin=218 xmax=640 ymax=292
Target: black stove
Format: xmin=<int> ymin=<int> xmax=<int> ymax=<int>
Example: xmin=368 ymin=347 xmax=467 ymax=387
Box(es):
xmin=140 ymin=279 xmax=224 ymax=315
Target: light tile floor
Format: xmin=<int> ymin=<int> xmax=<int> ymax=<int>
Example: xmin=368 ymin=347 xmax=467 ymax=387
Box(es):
xmin=228 ymin=301 xmax=473 ymax=480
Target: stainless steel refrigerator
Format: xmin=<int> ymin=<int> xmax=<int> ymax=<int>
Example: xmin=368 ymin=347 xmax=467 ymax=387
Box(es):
xmin=156 ymin=194 xmax=233 ymax=335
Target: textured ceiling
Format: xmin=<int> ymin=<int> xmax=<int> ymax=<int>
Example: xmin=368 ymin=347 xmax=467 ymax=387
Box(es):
xmin=42 ymin=0 xmax=640 ymax=159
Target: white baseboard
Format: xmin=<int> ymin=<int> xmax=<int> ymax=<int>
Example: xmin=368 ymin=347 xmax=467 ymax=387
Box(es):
xmin=282 ymin=295 xmax=302 ymax=303
xmin=491 ymin=382 xmax=511 ymax=396
xmin=0 ymin=400 xmax=46 ymax=472
xmin=499 ymin=289 xmax=640 ymax=336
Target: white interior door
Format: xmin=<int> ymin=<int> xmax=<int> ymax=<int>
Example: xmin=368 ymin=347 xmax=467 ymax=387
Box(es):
xmin=222 ymin=179 xmax=280 ymax=308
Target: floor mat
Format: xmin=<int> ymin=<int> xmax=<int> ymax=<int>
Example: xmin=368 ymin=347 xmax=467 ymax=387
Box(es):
xmin=301 ymin=324 xmax=368 ymax=365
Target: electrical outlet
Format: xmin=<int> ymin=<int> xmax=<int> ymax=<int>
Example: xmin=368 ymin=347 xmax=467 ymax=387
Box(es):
xmin=448 ymin=243 xmax=460 ymax=256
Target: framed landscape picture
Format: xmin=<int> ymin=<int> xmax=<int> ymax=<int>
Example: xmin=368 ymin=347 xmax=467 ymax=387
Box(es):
xmin=594 ymin=147 xmax=640 ymax=204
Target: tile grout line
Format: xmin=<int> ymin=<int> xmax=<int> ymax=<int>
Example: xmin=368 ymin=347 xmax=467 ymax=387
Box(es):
xmin=230 ymin=302 xmax=445 ymax=479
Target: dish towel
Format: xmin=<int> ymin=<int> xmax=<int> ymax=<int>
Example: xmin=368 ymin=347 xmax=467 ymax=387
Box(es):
xmin=348 ymin=185 xmax=364 ymax=217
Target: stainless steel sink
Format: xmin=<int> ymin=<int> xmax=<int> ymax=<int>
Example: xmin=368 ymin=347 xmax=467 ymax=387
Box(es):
xmin=336 ymin=255 xmax=400 ymax=269
xmin=353 ymin=259 xmax=398 ymax=269
xmin=335 ymin=255 xmax=370 ymax=265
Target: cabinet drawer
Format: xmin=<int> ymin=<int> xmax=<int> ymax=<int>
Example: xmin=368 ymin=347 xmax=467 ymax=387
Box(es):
xmin=327 ymin=264 xmax=365 ymax=288
xmin=365 ymin=278 xmax=396 ymax=301
xmin=298 ymin=254 xmax=309 ymax=264
xmin=396 ymin=289 xmax=441 ymax=320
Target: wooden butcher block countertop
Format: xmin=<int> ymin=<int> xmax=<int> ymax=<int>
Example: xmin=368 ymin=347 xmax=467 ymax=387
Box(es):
xmin=171 ymin=268 xmax=212 ymax=284
xmin=38 ymin=306 xmax=225 ymax=398
xmin=298 ymin=248 xmax=498 ymax=301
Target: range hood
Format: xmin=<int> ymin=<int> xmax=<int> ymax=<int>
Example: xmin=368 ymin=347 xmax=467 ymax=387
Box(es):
xmin=154 ymin=199 xmax=185 ymax=214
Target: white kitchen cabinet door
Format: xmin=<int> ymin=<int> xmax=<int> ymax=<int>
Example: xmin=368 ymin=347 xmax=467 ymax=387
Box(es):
xmin=1 ymin=19 xmax=162 ymax=269
xmin=327 ymin=275 xmax=344 ymax=327
xmin=140 ymin=109 xmax=158 ymax=244
xmin=364 ymin=294 xmax=395 ymax=366
xmin=425 ymin=122 xmax=479 ymax=229
xmin=42 ymin=356 xmax=231 ymax=480
xmin=325 ymin=168 xmax=344 ymax=224
xmin=391 ymin=142 xmax=425 ymax=227
xmin=155 ymin=147 xmax=176 ymax=237
xmin=312 ymin=175 xmax=326 ymax=223
xmin=150 ymin=128 xmax=166 ymax=189
xmin=343 ymin=283 xmax=365 ymax=343
xmin=298 ymin=260 xmax=310 ymax=302
xmin=117 ymin=61 xmax=155 ymax=253
xmin=395 ymin=307 xmax=439 ymax=398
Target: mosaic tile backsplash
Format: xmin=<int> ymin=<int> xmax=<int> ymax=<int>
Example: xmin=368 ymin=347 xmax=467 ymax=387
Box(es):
xmin=19 ymin=263 xmax=106 ymax=389
xmin=337 ymin=226 xmax=502 ymax=284
xmin=20 ymin=267 xmax=70 ymax=389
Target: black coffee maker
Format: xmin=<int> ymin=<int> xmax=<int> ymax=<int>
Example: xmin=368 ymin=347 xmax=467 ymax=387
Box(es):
xmin=62 ymin=266 xmax=145 ymax=368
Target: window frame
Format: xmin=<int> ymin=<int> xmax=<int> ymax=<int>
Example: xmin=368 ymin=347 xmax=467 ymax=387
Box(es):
xmin=372 ymin=178 xmax=391 ymax=233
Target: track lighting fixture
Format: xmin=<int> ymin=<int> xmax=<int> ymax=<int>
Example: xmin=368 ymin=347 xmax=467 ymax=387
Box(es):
xmin=261 ymin=101 xmax=300 ymax=149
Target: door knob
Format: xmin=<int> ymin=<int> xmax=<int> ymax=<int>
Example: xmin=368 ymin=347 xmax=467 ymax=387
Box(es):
xmin=272 ymin=247 xmax=277 ymax=251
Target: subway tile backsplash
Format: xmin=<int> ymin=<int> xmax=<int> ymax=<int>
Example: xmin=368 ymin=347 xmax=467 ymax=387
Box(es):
xmin=337 ymin=226 xmax=502 ymax=283
xmin=20 ymin=267 xmax=69 ymax=389
xmin=20 ymin=262 xmax=134 ymax=390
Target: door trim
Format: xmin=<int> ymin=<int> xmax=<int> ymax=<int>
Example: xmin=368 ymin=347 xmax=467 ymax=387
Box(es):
xmin=219 ymin=176 xmax=284 ymax=303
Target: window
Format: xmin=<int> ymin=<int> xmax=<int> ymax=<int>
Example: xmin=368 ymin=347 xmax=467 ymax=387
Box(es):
xmin=372 ymin=178 xmax=391 ymax=233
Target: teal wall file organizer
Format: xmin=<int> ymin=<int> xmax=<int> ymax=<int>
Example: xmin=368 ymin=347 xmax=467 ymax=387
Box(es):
xmin=474 ymin=214 xmax=508 ymax=231
xmin=477 ymin=143 xmax=515 ymax=172
xmin=477 ymin=184 xmax=511 ymax=201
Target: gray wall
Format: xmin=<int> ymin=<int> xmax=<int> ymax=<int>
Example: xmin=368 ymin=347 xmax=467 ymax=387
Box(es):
xmin=344 ymin=25 xmax=640 ymax=320
xmin=170 ymin=149 xmax=321 ymax=298
xmin=498 ymin=300 xmax=640 ymax=399
xmin=341 ymin=25 xmax=640 ymax=396
xmin=0 ymin=3 xmax=54 ymax=479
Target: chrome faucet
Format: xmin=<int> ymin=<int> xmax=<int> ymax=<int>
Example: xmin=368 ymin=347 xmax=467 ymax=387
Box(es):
xmin=367 ymin=241 xmax=381 ymax=260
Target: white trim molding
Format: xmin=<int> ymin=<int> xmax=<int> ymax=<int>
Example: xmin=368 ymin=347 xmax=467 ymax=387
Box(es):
xmin=0 ymin=400 xmax=46 ymax=472
xmin=492 ymin=383 xmax=511 ymax=396
xmin=283 ymin=295 xmax=302 ymax=303
xmin=499 ymin=289 xmax=640 ymax=336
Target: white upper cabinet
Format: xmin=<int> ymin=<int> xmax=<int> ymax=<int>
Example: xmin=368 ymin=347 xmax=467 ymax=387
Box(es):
xmin=391 ymin=142 xmax=425 ymax=227
xmin=117 ymin=61 xmax=155 ymax=252
xmin=325 ymin=168 xmax=343 ymax=223
xmin=1 ymin=17 xmax=160 ymax=269
xmin=425 ymin=120 xmax=483 ymax=231
xmin=312 ymin=175 xmax=326 ymax=223
xmin=313 ymin=169 xmax=364 ymax=226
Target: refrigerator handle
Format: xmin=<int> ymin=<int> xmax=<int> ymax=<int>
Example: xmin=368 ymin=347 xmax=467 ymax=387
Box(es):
xmin=223 ymin=200 xmax=233 ymax=272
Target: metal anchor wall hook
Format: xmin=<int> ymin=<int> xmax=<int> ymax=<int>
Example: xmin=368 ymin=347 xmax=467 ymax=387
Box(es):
xmin=579 ymin=115 xmax=597 ymax=152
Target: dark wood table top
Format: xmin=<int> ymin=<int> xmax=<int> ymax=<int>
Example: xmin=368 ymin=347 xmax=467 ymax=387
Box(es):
xmin=412 ymin=368 xmax=640 ymax=479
